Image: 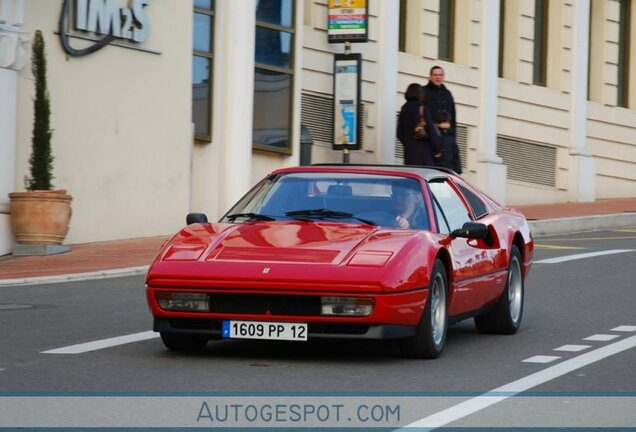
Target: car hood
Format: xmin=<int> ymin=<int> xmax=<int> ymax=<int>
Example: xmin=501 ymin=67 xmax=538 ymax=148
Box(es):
xmin=146 ymin=221 xmax=432 ymax=292
xmin=156 ymin=221 xmax=379 ymax=264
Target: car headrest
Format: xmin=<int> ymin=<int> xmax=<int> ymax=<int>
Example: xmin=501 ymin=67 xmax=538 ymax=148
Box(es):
xmin=327 ymin=185 xmax=353 ymax=196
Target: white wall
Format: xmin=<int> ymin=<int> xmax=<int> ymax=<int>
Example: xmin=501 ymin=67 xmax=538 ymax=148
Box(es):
xmin=0 ymin=68 xmax=17 ymax=255
xmin=16 ymin=0 xmax=193 ymax=243
xmin=588 ymin=103 xmax=636 ymax=198
xmin=1 ymin=0 xmax=28 ymax=254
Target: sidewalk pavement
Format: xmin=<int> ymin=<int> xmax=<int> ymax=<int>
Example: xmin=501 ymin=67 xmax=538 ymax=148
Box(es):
xmin=1 ymin=197 xmax=635 ymax=286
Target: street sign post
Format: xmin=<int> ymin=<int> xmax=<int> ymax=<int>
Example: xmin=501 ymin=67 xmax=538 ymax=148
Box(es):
xmin=332 ymin=52 xmax=362 ymax=162
xmin=328 ymin=0 xmax=368 ymax=163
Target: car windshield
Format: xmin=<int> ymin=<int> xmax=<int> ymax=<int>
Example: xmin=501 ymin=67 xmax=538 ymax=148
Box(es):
xmin=220 ymin=172 xmax=430 ymax=230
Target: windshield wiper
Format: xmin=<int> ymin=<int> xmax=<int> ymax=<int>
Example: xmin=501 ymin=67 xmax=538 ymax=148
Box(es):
xmin=285 ymin=209 xmax=376 ymax=226
xmin=225 ymin=212 xmax=276 ymax=222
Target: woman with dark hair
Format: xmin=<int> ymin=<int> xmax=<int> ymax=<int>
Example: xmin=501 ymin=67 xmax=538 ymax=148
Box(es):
xmin=397 ymin=83 xmax=442 ymax=166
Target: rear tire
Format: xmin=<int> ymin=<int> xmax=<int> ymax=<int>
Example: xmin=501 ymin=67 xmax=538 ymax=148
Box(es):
xmin=399 ymin=259 xmax=448 ymax=359
xmin=474 ymin=245 xmax=524 ymax=334
xmin=160 ymin=332 xmax=208 ymax=351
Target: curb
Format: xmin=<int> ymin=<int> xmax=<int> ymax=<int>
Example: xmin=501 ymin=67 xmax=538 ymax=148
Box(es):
xmin=0 ymin=266 xmax=148 ymax=287
xmin=529 ymin=213 xmax=636 ymax=236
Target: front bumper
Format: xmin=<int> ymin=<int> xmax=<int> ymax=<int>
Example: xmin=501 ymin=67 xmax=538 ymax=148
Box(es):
xmin=154 ymin=318 xmax=417 ymax=340
xmin=146 ymin=287 xmax=428 ymax=339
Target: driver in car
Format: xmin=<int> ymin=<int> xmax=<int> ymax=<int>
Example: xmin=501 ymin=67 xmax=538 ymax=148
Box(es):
xmin=392 ymin=183 xmax=428 ymax=229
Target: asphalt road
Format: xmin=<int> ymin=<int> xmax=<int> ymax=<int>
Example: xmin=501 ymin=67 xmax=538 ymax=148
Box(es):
xmin=1 ymin=229 xmax=635 ymax=429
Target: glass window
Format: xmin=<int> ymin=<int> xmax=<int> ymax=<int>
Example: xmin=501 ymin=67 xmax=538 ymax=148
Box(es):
xmin=399 ymin=0 xmax=407 ymax=52
xmin=617 ymin=0 xmax=630 ymax=107
xmin=254 ymin=0 xmax=295 ymax=153
xmin=432 ymin=196 xmax=451 ymax=234
xmin=456 ymin=183 xmax=488 ymax=219
xmin=498 ymin=0 xmax=505 ymax=78
xmin=253 ymin=69 xmax=291 ymax=149
xmin=192 ymin=2 xmax=214 ymax=142
xmin=194 ymin=0 xmax=213 ymax=9
xmin=256 ymin=0 xmax=293 ymax=27
xmin=221 ymin=173 xmax=429 ymax=230
xmin=533 ymin=0 xmax=548 ymax=86
xmin=192 ymin=56 xmax=211 ymax=137
xmin=255 ymin=26 xmax=292 ymax=69
xmin=428 ymin=180 xmax=471 ymax=231
xmin=193 ymin=13 xmax=213 ymax=52
xmin=438 ymin=0 xmax=454 ymax=61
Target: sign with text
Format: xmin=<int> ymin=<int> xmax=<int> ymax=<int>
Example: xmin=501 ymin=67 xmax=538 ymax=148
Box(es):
xmin=327 ymin=0 xmax=368 ymax=43
xmin=332 ymin=53 xmax=362 ymax=150
xmin=59 ymin=0 xmax=159 ymax=57
xmin=1 ymin=394 xmax=635 ymax=428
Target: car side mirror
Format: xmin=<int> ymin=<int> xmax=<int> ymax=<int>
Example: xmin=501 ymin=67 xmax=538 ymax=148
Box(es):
xmin=186 ymin=212 xmax=208 ymax=225
xmin=450 ymin=222 xmax=489 ymax=240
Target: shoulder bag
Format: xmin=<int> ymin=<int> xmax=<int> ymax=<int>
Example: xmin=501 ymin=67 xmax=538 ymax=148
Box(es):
xmin=414 ymin=105 xmax=428 ymax=140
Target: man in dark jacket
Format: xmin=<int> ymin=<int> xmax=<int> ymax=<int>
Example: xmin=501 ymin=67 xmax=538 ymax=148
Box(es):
xmin=423 ymin=65 xmax=462 ymax=174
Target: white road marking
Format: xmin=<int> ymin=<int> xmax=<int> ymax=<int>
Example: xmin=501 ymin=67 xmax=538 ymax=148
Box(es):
xmin=611 ymin=325 xmax=636 ymax=332
xmin=521 ymin=355 xmax=561 ymax=363
xmin=41 ymin=331 xmax=158 ymax=354
xmin=534 ymin=249 xmax=634 ymax=264
xmin=584 ymin=334 xmax=620 ymax=342
xmin=554 ymin=344 xmax=591 ymax=352
xmin=403 ymin=335 xmax=636 ymax=430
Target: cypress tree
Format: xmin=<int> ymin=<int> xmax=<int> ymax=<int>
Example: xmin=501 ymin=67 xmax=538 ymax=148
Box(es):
xmin=26 ymin=30 xmax=54 ymax=191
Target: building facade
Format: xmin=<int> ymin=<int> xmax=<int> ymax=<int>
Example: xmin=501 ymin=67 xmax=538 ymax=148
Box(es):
xmin=1 ymin=0 xmax=635 ymax=255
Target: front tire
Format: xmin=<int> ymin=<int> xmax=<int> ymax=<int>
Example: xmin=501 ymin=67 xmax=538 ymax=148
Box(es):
xmin=160 ymin=332 xmax=208 ymax=351
xmin=474 ymin=245 xmax=524 ymax=334
xmin=399 ymin=259 xmax=448 ymax=359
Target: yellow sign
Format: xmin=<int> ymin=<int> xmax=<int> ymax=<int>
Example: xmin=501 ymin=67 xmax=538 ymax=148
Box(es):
xmin=329 ymin=0 xmax=366 ymax=8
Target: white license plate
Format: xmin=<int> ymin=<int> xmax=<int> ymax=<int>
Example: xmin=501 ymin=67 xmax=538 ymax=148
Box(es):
xmin=222 ymin=320 xmax=308 ymax=341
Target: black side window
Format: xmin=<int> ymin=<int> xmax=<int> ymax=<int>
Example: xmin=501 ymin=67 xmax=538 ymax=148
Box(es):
xmin=456 ymin=183 xmax=488 ymax=219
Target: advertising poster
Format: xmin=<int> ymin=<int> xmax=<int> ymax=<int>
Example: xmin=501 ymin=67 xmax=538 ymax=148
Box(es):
xmin=333 ymin=54 xmax=361 ymax=150
xmin=327 ymin=0 xmax=368 ymax=43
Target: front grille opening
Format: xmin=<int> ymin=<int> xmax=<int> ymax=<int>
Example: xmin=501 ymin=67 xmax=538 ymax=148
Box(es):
xmin=168 ymin=318 xmax=221 ymax=330
xmin=210 ymin=293 xmax=321 ymax=316
xmin=308 ymin=323 xmax=370 ymax=335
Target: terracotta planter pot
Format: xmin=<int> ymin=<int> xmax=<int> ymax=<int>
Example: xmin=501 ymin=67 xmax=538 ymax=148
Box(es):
xmin=8 ymin=190 xmax=73 ymax=245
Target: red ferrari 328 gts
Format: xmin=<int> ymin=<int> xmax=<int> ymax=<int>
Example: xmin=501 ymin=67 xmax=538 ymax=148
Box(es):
xmin=146 ymin=165 xmax=533 ymax=359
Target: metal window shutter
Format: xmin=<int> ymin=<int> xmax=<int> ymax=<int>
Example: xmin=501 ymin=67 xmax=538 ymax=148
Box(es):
xmin=301 ymin=93 xmax=364 ymax=147
xmin=301 ymin=93 xmax=334 ymax=145
xmin=496 ymin=136 xmax=556 ymax=187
